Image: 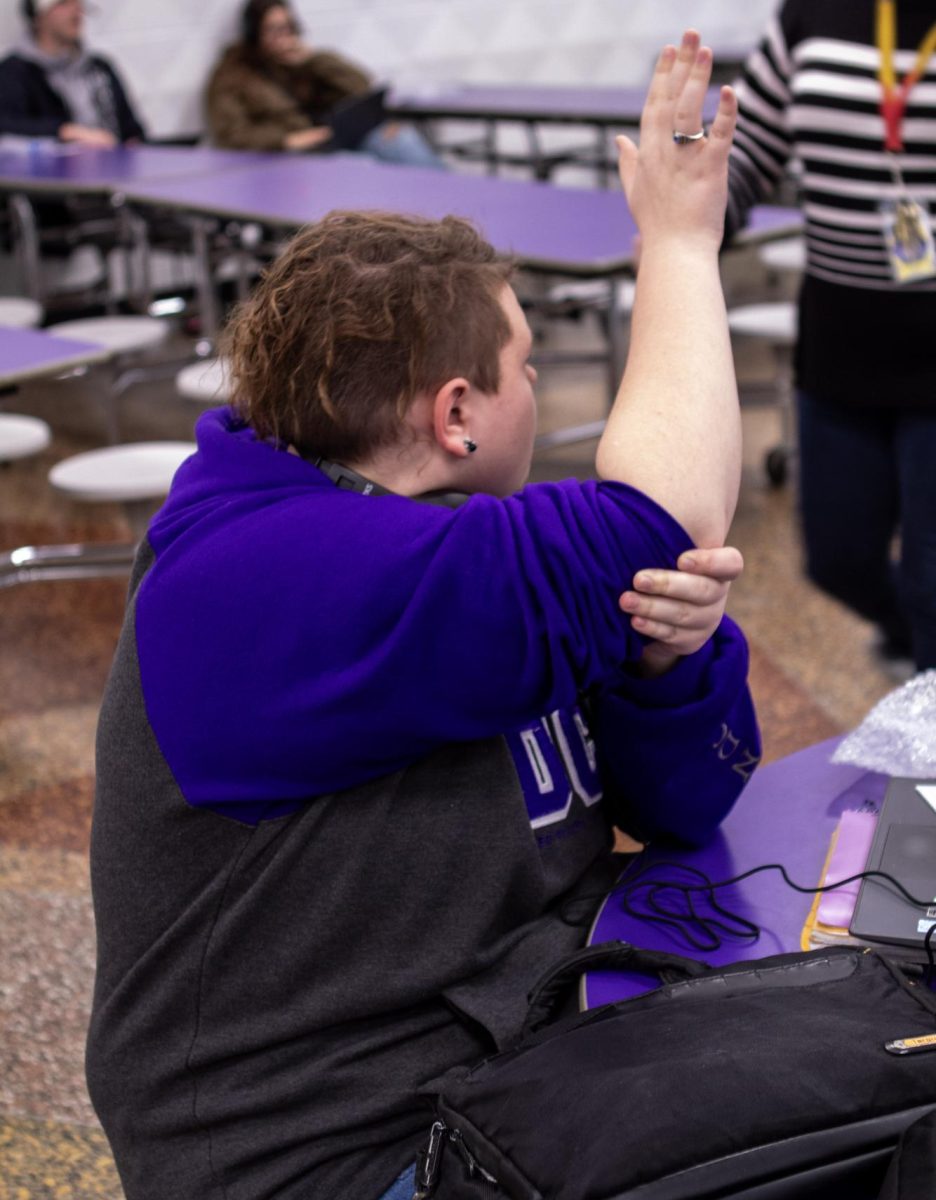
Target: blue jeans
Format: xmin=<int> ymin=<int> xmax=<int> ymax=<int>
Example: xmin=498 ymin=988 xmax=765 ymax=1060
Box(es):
xmin=377 ymin=1163 xmax=417 ymax=1200
xmin=797 ymin=391 xmax=936 ymax=669
xmin=360 ymin=123 xmax=446 ymax=170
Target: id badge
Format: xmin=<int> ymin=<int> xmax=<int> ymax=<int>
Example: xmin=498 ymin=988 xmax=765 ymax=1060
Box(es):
xmin=881 ymin=196 xmax=936 ymax=283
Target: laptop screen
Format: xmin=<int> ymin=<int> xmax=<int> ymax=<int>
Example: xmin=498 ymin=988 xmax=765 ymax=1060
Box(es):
xmin=329 ymin=88 xmax=388 ymax=151
xmin=850 ymin=776 xmax=936 ymax=949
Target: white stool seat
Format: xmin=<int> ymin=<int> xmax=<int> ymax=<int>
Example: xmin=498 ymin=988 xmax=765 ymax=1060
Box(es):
xmin=42 ymin=244 xmax=106 ymax=295
xmin=0 ymin=297 xmax=43 ymax=328
xmin=46 ymin=315 xmax=169 ymax=356
xmin=176 ymin=357 xmax=232 ymax=404
xmin=758 ymin=238 xmax=806 ymax=274
xmin=0 ymin=413 xmax=52 ymax=462
xmin=548 ymin=279 xmax=636 ymax=311
xmin=49 ymin=441 xmax=195 ymax=502
xmin=728 ymin=302 xmax=797 ymax=345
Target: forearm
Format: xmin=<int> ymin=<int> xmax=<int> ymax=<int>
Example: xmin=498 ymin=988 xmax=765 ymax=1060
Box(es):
xmin=594 ymin=36 xmax=741 ymax=549
xmin=596 ymin=237 xmax=740 ymax=548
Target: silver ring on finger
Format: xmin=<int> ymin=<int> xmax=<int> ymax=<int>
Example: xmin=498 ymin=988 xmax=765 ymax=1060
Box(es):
xmin=672 ymin=128 xmax=706 ymax=145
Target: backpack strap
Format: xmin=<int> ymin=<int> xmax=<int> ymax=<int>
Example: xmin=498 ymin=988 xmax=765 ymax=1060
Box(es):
xmin=521 ymin=940 xmax=709 ymax=1038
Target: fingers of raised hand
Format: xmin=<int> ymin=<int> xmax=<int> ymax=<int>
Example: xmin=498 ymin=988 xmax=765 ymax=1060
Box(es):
xmin=708 ymin=84 xmax=738 ymax=150
xmin=644 ymin=31 xmax=699 ymax=131
xmin=667 ymin=30 xmax=702 ymax=105
xmin=644 ymin=42 xmax=678 ymax=117
xmin=673 ymin=44 xmax=713 ymax=140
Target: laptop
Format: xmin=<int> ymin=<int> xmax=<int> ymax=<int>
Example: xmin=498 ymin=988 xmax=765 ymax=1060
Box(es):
xmin=328 ymin=87 xmax=389 ymax=151
xmin=850 ymin=776 xmax=936 ymax=951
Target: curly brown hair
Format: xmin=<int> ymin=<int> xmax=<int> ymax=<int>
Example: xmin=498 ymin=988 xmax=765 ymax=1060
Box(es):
xmin=223 ymin=210 xmax=515 ymax=462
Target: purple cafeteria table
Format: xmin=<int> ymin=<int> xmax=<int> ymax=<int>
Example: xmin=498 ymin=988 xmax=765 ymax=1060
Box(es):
xmin=0 ymin=323 xmax=108 ymax=387
xmin=0 ymin=142 xmax=274 ymax=195
xmin=386 ymin=85 xmax=723 ymax=183
xmin=582 ymin=738 xmax=889 ymax=1009
xmin=124 ymin=154 xmax=640 ymax=276
xmin=123 ymin=154 xmax=799 ymax=277
xmin=0 ymin=143 xmax=280 ymax=309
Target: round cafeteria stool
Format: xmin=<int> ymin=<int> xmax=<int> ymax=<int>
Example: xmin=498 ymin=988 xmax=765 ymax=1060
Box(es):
xmin=727 ymin=301 xmax=797 ymax=345
xmin=728 ymin=301 xmax=797 ymax=487
xmin=0 ymin=296 xmax=43 ymax=328
xmin=176 ymin=357 xmax=232 ymax=405
xmin=45 ymin=315 xmax=170 ymax=443
xmin=548 ymin=278 xmax=636 ymax=313
xmin=49 ymin=440 xmax=195 ymax=537
xmin=0 ymin=413 xmax=52 ymax=463
xmin=49 ymin=441 xmax=195 ymax=502
xmin=45 ymin=314 xmax=168 ymax=356
xmin=758 ymin=237 xmax=806 ymax=275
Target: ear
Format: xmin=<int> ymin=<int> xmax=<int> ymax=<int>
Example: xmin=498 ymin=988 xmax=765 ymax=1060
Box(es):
xmin=430 ymin=377 xmax=476 ymax=458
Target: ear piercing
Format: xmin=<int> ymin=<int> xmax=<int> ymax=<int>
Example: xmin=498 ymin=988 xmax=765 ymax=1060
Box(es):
xmin=463 ymin=438 xmax=478 ymax=453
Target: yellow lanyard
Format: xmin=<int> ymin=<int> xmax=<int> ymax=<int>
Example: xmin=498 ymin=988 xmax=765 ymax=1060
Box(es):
xmin=876 ymin=0 xmax=936 ymax=152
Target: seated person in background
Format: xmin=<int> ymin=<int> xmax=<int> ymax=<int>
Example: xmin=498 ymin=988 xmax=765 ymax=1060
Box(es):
xmin=206 ymin=0 xmax=443 ymax=167
xmin=87 ymin=32 xmax=759 ymax=1200
xmin=0 ymin=0 xmax=145 ymax=145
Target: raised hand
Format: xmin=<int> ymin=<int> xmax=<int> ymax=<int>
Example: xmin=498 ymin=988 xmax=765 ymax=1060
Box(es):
xmin=616 ymin=30 xmax=738 ymax=252
xmin=596 ymin=29 xmax=743 ymax=555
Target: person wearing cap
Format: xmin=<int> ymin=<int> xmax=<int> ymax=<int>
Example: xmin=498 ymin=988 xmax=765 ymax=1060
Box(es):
xmin=0 ymin=0 xmax=145 ymax=145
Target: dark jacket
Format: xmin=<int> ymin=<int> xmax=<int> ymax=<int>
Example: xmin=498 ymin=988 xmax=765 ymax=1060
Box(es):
xmin=0 ymin=52 xmax=146 ymax=142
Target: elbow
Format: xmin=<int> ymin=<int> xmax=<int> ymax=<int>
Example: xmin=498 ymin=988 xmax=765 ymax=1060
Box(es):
xmin=595 ymin=460 xmax=739 ymax=551
xmin=657 ymin=496 xmax=734 ymax=552
xmin=679 ymin=465 xmax=742 ymax=549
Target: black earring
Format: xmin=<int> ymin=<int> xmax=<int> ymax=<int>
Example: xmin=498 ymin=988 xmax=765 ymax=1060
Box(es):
xmin=463 ymin=438 xmax=478 ymax=454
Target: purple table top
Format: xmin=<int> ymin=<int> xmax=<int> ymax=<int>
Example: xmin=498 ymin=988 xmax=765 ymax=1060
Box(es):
xmin=388 ymin=84 xmax=723 ymax=126
xmin=124 ymin=155 xmax=801 ymax=276
xmin=582 ymin=738 xmax=889 ymax=1009
xmin=0 ymin=324 xmax=109 ymax=385
xmin=0 ymin=142 xmax=275 ymax=194
xmin=125 ymin=155 xmax=640 ymax=275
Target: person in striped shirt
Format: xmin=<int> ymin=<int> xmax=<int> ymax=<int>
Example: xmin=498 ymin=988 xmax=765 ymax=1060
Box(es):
xmin=727 ymin=0 xmax=936 ymax=673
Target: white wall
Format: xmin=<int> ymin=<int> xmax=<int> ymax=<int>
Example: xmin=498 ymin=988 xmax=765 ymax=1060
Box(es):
xmin=0 ymin=0 xmax=776 ymax=138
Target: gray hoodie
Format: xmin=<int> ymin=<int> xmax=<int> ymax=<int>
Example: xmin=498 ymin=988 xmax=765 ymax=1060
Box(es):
xmin=13 ymin=34 xmax=118 ymax=133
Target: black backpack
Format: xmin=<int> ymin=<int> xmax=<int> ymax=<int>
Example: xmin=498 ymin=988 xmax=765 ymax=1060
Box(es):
xmin=415 ymin=943 xmax=936 ymax=1199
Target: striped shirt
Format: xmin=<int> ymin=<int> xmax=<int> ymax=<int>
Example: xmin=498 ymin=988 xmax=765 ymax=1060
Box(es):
xmin=727 ymin=0 xmax=936 ymax=404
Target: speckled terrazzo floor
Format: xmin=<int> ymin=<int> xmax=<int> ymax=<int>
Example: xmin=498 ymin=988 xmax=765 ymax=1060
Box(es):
xmin=0 ymin=251 xmax=906 ymax=1197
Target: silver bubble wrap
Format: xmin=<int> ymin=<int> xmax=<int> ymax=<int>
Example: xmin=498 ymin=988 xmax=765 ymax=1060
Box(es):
xmin=831 ymin=669 xmax=936 ymax=777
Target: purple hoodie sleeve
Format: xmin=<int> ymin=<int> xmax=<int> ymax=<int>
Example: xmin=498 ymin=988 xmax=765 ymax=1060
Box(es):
xmin=136 ymin=411 xmax=756 ymax=818
xmin=594 ymin=616 xmax=761 ymax=845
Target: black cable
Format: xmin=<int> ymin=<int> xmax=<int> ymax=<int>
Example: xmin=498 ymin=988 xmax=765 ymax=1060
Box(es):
xmin=561 ymin=854 xmax=936 ymax=978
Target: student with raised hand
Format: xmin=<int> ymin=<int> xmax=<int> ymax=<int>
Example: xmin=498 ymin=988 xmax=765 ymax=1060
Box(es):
xmin=0 ymin=0 xmax=145 ymax=145
xmin=87 ymin=31 xmax=758 ymax=1200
